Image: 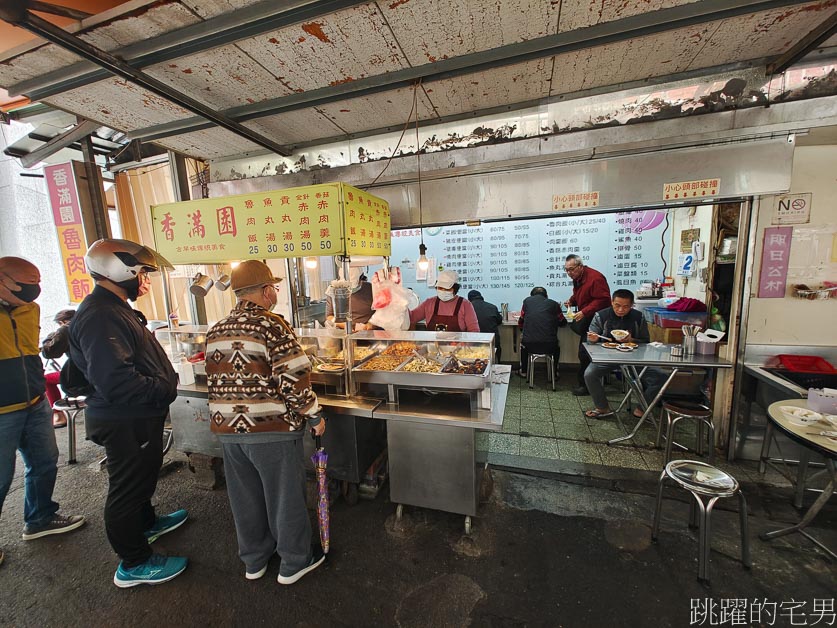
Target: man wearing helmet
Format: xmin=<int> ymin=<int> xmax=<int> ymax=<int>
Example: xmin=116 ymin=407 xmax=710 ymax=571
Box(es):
xmin=68 ymin=239 xmax=188 ymax=587
xmin=1 ymin=257 xmax=85 ymax=567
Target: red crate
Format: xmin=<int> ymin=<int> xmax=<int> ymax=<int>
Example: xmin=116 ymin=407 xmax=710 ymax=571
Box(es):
xmin=775 ymin=354 xmax=837 ymax=374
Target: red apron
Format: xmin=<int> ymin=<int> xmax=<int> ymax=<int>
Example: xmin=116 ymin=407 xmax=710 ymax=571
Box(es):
xmin=427 ymin=296 xmax=463 ymax=332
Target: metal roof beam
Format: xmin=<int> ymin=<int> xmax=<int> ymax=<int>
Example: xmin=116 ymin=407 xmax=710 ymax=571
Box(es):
xmin=15 ymin=118 xmax=99 ymax=168
xmin=126 ymin=0 xmax=818 ymax=143
xmin=10 ymin=0 xmax=371 ymax=101
xmin=0 ymin=3 xmax=293 ymax=156
xmin=29 ymin=1 xmax=92 ymax=21
xmin=767 ymin=10 xmax=837 ymax=74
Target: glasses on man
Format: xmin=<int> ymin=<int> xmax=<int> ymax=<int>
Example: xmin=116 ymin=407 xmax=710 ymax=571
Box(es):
xmin=564 ymin=264 xmax=581 ymax=275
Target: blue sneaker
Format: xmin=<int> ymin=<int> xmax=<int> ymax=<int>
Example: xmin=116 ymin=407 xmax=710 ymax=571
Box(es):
xmin=144 ymin=509 xmax=188 ymax=544
xmin=114 ymin=553 xmax=187 ymax=588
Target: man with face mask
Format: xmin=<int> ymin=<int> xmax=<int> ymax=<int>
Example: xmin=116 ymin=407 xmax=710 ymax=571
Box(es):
xmin=68 ymin=239 xmax=187 ymax=587
xmin=206 ymin=260 xmax=326 ymax=584
xmin=409 ymin=270 xmax=479 ymax=332
xmin=0 ymin=257 xmax=85 ymax=566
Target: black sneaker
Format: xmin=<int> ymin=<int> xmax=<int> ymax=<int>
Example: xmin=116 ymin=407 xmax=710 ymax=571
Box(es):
xmin=22 ymin=514 xmax=85 ymax=540
xmin=277 ymin=545 xmax=325 ymax=585
xmin=571 ymin=386 xmax=589 ymax=396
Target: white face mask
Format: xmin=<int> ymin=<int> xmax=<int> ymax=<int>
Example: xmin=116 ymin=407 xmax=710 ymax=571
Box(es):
xmin=437 ymin=290 xmax=455 ymax=302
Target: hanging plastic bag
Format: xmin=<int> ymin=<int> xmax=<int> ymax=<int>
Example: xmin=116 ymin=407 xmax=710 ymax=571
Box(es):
xmin=369 ymin=266 xmax=411 ymax=330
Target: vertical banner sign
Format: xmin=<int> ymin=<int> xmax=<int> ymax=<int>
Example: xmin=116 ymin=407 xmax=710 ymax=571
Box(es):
xmin=43 ymin=163 xmax=93 ymax=303
xmin=758 ymin=226 xmax=793 ymax=298
xmin=342 ymin=184 xmax=391 ymax=256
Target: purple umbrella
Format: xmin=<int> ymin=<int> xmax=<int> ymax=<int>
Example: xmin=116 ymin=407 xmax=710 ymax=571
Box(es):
xmin=311 ymin=435 xmax=330 ymax=554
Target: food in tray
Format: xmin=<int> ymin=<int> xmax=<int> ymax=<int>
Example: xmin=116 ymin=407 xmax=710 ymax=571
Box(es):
xmin=402 ymin=359 xmax=443 ymax=373
xmin=335 ymin=346 xmax=374 ymax=362
xmin=357 ymin=355 xmax=404 ymax=371
xmin=455 ymin=346 xmax=490 ymax=360
xmin=616 ymin=345 xmax=636 ymax=352
xmin=621 ymin=342 xmax=638 ymax=348
xmin=316 ymin=363 xmax=345 ymax=373
xmin=601 ymin=342 xmax=621 ymax=349
xmin=442 ymin=358 xmax=489 ymax=375
xmin=381 ymin=341 xmax=418 ymax=357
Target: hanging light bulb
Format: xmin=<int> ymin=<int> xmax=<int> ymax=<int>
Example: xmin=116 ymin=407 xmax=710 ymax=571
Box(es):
xmin=303 ymin=256 xmax=319 ymax=270
xmin=417 ymin=242 xmax=429 ymax=271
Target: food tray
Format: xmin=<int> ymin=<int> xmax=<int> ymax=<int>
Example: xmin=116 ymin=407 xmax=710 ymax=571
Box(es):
xmin=352 ymin=352 xmax=491 ymax=390
xmin=775 ymin=354 xmax=837 ymax=374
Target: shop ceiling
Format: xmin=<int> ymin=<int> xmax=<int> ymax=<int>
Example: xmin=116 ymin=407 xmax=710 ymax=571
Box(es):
xmin=1 ymin=0 xmax=836 ymax=164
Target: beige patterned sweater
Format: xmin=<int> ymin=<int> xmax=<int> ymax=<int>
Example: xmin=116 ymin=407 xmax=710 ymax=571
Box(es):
xmin=206 ymin=300 xmax=321 ymax=435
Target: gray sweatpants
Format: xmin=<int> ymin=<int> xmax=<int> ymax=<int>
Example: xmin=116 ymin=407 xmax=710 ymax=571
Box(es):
xmin=221 ymin=439 xmax=312 ymax=576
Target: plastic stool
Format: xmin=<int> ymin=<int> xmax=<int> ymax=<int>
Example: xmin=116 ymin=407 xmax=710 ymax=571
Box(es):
xmin=52 ymin=397 xmax=86 ymax=464
xmin=527 ymin=354 xmax=555 ymax=391
xmin=652 ymin=460 xmax=750 ymax=583
xmin=656 ymin=401 xmax=715 ymax=464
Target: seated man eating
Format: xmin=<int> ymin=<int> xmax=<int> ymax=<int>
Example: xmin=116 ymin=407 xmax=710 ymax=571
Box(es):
xmin=582 ymin=289 xmax=652 ymax=419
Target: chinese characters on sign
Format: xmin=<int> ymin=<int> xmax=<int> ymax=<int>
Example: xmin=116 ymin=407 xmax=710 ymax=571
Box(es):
xmin=758 ymin=226 xmax=793 ymax=298
xmin=552 ymin=191 xmax=600 ymax=210
xmin=663 ymin=178 xmax=720 ymax=200
xmin=152 ymin=183 xmax=390 ymax=264
xmin=772 ymin=193 xmax=812 ymax=225
xmin=690 ymin=597 xmax=835 ymax=626
xmin=43 ymin=163 xmax=92 ymax=303
xmin=342 ymin=185 xmax=392 ymax=256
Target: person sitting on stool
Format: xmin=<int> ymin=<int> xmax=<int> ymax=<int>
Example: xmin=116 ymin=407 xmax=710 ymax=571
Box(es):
xmin=518 ymin=287 xmax=566 ymax=378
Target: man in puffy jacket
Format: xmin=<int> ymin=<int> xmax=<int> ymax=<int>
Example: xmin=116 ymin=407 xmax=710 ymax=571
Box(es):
xmin=0 ymin=257 xmax=84 ymax=567
xmin=69 ymin=239 xmax=187 ymax=588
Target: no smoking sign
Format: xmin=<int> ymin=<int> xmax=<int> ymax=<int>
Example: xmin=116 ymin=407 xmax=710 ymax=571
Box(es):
xmin=773 ymin=193 xmax=812 ymax=225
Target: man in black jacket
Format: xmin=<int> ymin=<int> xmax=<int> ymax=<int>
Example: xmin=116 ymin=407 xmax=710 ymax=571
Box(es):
xmin=467 ymin=290 xmax=503 ymax=361
xmin=69 ymin=239 xmax=188 ymax=588
xmin=517 ymin=287 xmax=566 ymax=378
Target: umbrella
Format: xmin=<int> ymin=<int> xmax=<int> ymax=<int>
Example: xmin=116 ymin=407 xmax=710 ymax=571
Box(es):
xmin=310 ymin=434 xmax=330 ymax=554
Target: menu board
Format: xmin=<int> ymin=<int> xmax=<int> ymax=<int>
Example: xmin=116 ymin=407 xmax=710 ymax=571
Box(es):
xmin=342 ymin=184 xmax=392 ymax=256
xmin=390 ymin=210 xmax=668 ymax=308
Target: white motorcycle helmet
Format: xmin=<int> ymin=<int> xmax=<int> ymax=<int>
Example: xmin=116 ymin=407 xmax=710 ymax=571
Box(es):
xmin=85 ymin=239 xmax=173 ymax=298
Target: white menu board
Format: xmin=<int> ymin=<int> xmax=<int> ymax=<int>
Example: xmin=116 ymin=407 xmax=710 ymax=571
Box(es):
xmin=389 ymin=210 xmax=668 ymax=308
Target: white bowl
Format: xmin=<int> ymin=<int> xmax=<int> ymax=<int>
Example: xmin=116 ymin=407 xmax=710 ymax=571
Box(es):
xmin=823 ymin=414 xmax=837 ymax=428
xmin=611 ymin=330 xmax=630 ymax=341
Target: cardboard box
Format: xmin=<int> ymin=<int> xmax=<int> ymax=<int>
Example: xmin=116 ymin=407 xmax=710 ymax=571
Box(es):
xmin=648 ymin=323 xmax=684 ymax=344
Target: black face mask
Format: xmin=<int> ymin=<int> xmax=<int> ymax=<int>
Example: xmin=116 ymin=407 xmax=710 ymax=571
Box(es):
xmin=12 ymin=282 xmax=41 ymax=303
xmin=116 ymin=277 xmax=141 ymax=301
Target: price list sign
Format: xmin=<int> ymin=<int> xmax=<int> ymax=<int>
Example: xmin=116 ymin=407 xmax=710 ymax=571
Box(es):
xmin=390 ymin=210 xmax=667 ymax=309
xmin=343 ymin=184 xmax=392 ymax=256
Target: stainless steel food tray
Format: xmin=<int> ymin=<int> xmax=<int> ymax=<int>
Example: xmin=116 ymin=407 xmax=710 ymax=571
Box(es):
xmin=352 ymin=354 xmax=491 ymax=390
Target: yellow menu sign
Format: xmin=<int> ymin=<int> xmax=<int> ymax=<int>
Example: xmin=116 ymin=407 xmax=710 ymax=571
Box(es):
xmin=342 ymin=184 xmax=391 ymax=256
xmin=152 ymin=183 xmax=390 ymax=264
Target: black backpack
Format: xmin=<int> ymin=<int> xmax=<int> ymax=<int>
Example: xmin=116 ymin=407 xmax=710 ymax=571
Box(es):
xmin=59 ymin=356 xmax=94 ymax=398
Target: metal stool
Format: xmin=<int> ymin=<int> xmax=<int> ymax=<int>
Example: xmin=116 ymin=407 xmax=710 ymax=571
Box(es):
xmin=656 ymin=401 xmax=715 ymax=464
xmin=527 ymin=353 xmax=555 ymax=391
xmin=652 ymin=460 xmax=750 ymax=583
xmin=52 ymin=397 xmax=86 ymax=464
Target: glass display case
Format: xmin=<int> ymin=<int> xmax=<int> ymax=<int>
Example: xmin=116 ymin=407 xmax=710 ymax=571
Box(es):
xmin=349 ymin=330 xmax=495 ymax=408
xmin=155 ymin=325 xmax=209 ymax=383
xmin=294 ymin=327 xmax=349 ymax=393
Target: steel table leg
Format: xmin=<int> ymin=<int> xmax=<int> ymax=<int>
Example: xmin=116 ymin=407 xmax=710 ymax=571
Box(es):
xmin=609 ymin=368 xmax=680 ymax=446
xmin=758 ymin=421 xmax=774 ymax=475
xmin=760 ymin=459 xmax=836 ymax=560
xmin=794 ymin=449 xmax=810 ymax=510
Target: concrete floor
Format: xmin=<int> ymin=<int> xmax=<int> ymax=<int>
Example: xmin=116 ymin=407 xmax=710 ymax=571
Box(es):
xmin=1 ymin=415 xmax=834 ymax=627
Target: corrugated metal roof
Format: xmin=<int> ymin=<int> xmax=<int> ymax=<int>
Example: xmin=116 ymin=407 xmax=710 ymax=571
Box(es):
xmin=0 ymin=0 xmax=834 ymax=161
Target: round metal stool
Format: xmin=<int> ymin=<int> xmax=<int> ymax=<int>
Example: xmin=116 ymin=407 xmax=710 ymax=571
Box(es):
xmin=52 ymin=397 xmax=86 ymax=464
xmin=656 ymin=401 xmax=715 ymax=464
xmin=651 ymin=460 xmax=751 ymax=583
xmin=527 ymin=354 xmax=555 ymax=391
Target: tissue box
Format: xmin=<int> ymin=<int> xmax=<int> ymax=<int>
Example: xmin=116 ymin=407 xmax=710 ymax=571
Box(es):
xmin=808 ymin=389 xmax=837 ymax=415
xmin=696 ymin=339 xmax=716 ymax=355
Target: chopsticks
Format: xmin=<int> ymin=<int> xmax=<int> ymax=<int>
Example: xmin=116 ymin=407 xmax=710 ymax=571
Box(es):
xmin=681 ymin=325 xmax=701 ymax=337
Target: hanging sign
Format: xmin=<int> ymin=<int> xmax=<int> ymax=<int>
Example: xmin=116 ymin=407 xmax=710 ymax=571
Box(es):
xmin=663 ymin=178 xmax=720 ymax=200
xmin=758 ymin=226 xmax=793 ymax=298
xmin=342 ymin=184 xmax=392 ymax=256
xmin=772 ymin=193 xmax=812 ymax=225
xmin=553 ymin=191 xmax=600 ymax=210
xmin=44 ymin=163 xmax=93 ymax=303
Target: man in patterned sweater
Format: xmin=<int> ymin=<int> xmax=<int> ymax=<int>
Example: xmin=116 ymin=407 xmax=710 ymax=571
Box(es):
xmin=206 ymin=260 xmax=326 ymax=585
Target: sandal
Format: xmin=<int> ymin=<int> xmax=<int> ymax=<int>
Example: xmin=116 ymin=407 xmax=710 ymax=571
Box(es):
xmin=584 ymin=408 xmax=614 ymax=419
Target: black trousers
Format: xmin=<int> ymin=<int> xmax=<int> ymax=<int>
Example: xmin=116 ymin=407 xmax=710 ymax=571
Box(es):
xmin=86 ymin=414 xmax=165 ymax=567
xmin=574 ymin=318 xmax=592 ymax=388
xmin=520 ymin=340 xmax=560 ymax=374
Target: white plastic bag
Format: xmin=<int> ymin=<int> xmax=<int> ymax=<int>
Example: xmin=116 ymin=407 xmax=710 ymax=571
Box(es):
xmin=369 ymin=266 xmax=412 ymax=331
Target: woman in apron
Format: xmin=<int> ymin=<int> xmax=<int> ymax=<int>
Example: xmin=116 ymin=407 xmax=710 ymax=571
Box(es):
xmin=409 ymin=270 xmax=480 ymax=333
